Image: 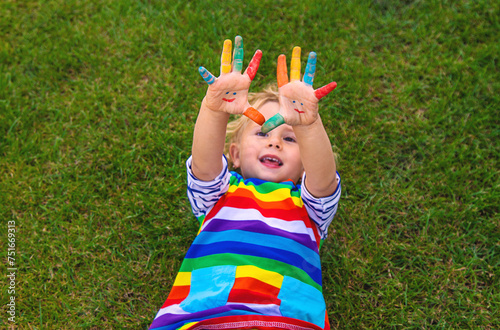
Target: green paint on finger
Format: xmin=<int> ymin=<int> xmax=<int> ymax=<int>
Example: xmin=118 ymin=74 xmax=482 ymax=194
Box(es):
xmin=261 ymin=113 xmax=286 ymax=133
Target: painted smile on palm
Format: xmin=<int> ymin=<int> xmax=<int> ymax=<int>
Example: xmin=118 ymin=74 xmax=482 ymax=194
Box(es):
xmin=293 ymin=100 xmax=305 ymax=113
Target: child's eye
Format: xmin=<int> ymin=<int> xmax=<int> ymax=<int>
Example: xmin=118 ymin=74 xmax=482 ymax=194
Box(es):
xmin=256 ymin=131 xmax=267 ymax=137
xmin=284 ymin=136 xmax=296 ymax=143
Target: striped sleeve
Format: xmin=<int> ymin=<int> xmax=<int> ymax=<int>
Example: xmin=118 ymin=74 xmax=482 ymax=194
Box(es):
xmin=186 ymin=155 xmax=231 ymax=219
xmin=301 ymin=172 xmax=341 ymax=239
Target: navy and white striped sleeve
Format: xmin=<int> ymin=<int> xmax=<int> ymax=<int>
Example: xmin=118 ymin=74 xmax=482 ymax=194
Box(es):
xmin=301 ymin=172 xmax=341 ymax=239
xmin=186 ymin=155 xmax=231 ymax=219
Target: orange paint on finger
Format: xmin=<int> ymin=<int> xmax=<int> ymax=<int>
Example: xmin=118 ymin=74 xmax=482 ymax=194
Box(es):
xmin=243 ymin=107 xmax=265 ymax=125
xmin=277 ymin=55 xmax=288 ymax=88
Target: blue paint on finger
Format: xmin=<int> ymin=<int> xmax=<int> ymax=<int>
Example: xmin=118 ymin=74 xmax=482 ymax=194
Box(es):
xmin=303 ymin=52 xmax=317 ymax=86
xmin=199 ymin=66 xmax=216 ymax=85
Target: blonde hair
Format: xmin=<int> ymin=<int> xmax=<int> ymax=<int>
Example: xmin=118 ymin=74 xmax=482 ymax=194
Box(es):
xmin=224 ymin=84 xmax=279 ymax=169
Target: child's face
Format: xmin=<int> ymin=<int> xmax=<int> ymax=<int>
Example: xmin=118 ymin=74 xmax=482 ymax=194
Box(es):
xmin=230 ymin=101 xmax=304 ymax=183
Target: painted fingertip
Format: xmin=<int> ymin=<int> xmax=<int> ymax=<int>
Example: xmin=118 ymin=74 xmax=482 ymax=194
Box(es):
xmin=223 ymin=39 xmax=232 ymax=49
xmin=261 ymin=113 xmax=286 ymax=133
xmin=246 ymin=50 xmax=262 ymax=81
xmin=314 ymin=81 xmax=337 ymax=100
xmin=243 ymin=107 xmax=265 ymax=125
xmin=303 ymin=52 xmax=317 ymax=86
xmin=290 ymin=47 xmax=302 ymax=81
xmin=235 ymin=35 xmax=243 ymax=46
xmin=199 ymin=66 xmax=215 ymax=85
xmin=277 ymin=54 xmax=288 ymax=88
xmin=233 ymin=36 xmax=244 ymax=72
xmin=221 ymin=39 xmax=232 ymax=74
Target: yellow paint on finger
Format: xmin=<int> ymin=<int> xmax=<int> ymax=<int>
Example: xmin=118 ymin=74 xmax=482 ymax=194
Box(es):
xmin=221 ymin=39 xmax=232 ymax=74
xmin=290 ymin=46 xmax=301 ymax=81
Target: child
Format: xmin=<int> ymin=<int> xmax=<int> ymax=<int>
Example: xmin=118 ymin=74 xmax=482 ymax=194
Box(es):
xmin=149 ymin=36 xmax=341 ymax=330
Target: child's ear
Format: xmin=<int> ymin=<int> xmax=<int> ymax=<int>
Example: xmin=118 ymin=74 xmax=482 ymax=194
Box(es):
xmin=229 ymin=143 xmax=241 ymax=168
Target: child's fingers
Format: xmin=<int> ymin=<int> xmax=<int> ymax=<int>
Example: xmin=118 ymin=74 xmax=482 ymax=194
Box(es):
xmin=245 ymin=50 xmax=262 ymax=81
xmin=232 ymin=35 xmax=244 ymax=73
xmin=261 ymin=113 xmax=286 ymax=133
xmin=303 ymin=52 xmax=317 ymax=86
xmin=243 ymin=107 xmax=265 ymax=125
xmin=220 ymin=39 xmax=232 ymax=74
xmin=277 ymin=55 xmax=288 ymax=88
xmin=290 ymin=46 xmax=301 ymax=82
xmin=199 ymin=66 xmax=216 ymax=85
xmin=314 ymin=81 xmax=338 ymax=100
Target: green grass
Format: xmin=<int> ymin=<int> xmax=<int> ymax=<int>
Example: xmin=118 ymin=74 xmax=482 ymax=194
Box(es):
xmin=1 ymin=0 xmax=498 ymax=328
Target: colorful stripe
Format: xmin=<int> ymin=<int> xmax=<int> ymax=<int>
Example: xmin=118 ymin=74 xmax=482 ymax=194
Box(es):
xmin=195 ymin=230 xmax=321 ymax=269
xmin=199 ymin=219 xmax=319 ymax=253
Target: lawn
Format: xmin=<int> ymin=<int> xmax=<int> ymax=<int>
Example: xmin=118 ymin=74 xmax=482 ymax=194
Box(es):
xmin=0 ymin=0 xmax=498 ymax=328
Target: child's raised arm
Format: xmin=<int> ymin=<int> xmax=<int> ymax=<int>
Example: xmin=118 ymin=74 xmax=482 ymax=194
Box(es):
xmin=262 ymin=47 xmax=338 ymax=197
xmin=191 ymin=36 xmax=263 ymax=181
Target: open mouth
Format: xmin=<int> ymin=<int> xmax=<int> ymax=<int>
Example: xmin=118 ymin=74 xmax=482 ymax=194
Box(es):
xmin=259 ymin=155 xmax=283 ymax=167
xmin=222 ymin=98 xmax=236 ymax=102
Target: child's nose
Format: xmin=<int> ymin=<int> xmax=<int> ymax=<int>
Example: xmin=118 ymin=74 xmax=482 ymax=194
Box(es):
xmin=267 ymin=136 xmax=282 ymax=149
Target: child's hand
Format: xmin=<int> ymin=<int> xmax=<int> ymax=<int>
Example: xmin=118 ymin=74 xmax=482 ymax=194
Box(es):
xmin=261 ymin=47 xmax=337 ymax=133
xmin=199 ymin=36 xmax=265 ymax=125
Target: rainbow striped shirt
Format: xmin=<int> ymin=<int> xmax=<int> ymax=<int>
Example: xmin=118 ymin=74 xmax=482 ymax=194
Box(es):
xmin=149 ymin=157 xmax=341 ymax=330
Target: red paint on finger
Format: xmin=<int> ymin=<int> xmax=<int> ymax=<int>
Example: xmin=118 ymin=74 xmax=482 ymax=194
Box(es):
xmin=314 ymin=81 xmax=337 ymax=100
xmin=246 ymin=50 xmax=262 ymax=81
xmin=222 ymin=98 xmax=236 ymax=102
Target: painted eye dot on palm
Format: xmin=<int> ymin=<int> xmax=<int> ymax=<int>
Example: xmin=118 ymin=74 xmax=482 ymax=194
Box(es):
xmin=292 ymin=100 xmax=305 ymax=114
xmin=222 ymin=91 xmax=237 ymax=103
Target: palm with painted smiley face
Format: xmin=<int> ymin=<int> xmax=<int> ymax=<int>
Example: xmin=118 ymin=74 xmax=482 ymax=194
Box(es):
xmin=261 ymin=47 xmax=338 ymax=133
xmin=222 ymin=91 xmax=237 ymax=103
xmin=199 ymin=36 xmax=265 ymax=125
